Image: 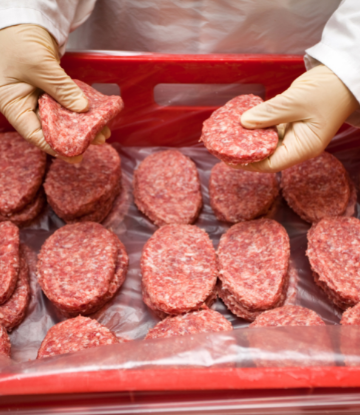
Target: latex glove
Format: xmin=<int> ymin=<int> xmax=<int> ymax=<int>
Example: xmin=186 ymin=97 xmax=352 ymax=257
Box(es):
xmin=236 ymin=64 xmax=359 ymax=173
xmin=0 ymin=24 xmax=111 ymax=163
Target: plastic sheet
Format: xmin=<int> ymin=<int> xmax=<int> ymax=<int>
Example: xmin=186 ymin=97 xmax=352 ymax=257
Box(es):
xmin=0 ymin=127 xmax=360 ymax=378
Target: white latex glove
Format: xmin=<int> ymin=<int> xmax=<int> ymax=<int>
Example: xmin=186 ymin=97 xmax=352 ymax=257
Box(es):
xmin=236 ymin=65 xmax=359 ymax=173
xmin=0 ymin=24 xmax=111 ymax=163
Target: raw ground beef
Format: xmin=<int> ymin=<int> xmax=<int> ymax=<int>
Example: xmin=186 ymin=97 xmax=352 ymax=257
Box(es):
xmin=249 ymin=305 xmax=325 ymax=328
xmin=37 ymin=222 xmax=128 ymax=317
xmin=145 ymin=307 xmax=232 ymax=339
xmin=248 ymin=306 xmax=332 ymax=367
xmin=84 ymin=234 xmax=129 ymax=316
xmin=0 ymin=245 xmax=30 ymax=331
xmin=0 ymin=325 xmax=10 ymax=357
xmin=44 ymin=144 xmax=121 ymax=222
xmin=209 ymin=162 xmax=279 ymax=222
xmin=141 ymin=224 xmax=217 ymax=315
xmin=307 ymin=217 xmax=360 ymax=309
xmin=39 ymin=80 xmax=123 ymax=157
xmin=37 ymin=316 xmax=121 ymax=359
xmin=0 ymin=190 xmax=45 ymax=227
xmin=0 ymin=222 xmax=20 ymax=305
xmin=66 ymin=181 xmax=121 ymax=225
xmin=200 ymin=94 xmax=278 ymax=165
xmin=281 ymin=152 xmax=352 ymax=223
xmin=217 ymin=219 xmax=290 ymax=320
xmin=134 ymin=150 xmax=202 ymax=226
xmin=0 ymin=132 xmax=46 ymax=215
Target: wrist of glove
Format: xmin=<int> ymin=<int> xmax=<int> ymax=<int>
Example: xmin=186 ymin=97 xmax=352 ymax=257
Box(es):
xmin=236 ymin=64 xmax=360 ymax=173
xmin=0 ymin=24 xmax=111 ymax=163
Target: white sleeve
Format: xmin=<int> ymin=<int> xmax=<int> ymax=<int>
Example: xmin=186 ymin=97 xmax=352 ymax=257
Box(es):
xmin=0 ymin=0 xmax=96 ymax=51
xmin=305 ymin=0 xmax=360 ymax=127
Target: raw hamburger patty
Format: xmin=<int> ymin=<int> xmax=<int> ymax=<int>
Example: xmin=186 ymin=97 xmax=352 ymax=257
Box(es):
xmin=39 ymin=80 xmax=124 ymax=157
xmin=217 ymin=219 xmax=290 ymax=320
xmin=44 ymin=144 xmax=121 ymax=221
xmin=37 ymin=316 xmax=120 ymax=359
xmin=200 ymin=95 xmax=278 ymax=165
xmin=0 ymin=222 xmax=20 ymax=305
xmin=37 ymin=222 xmax=128 ymax=316
xmin=0 ymin=132 xmax=46 ymax=214
xmin=0 ymin=325 xmax=10 ymax=357
xmin=248 ymin=306 xmax=332 ymax=368
xmin=86 ymin=234 xmax=129 ymax=315
xmin=134 ymin=150 xmax=202 ymax=226
xmin=0 ymin=190 xmax=45 ymax=227
xmin=66 ymin=181 xmax=121 ymax=224
xmin=249 ymin=305 xmax=325 ymax=327
xmin=141 ymin=225 xmax=217 ymax=315
xmin=281 ymin=152 xmax=351 ymax=223
xmin=209 ymin=162 xmax=279 ymax=222
xmin=0 ymin=245 xmax=30 ymax=331
xmin=145 ymin=308 xmax=232 ymax=339
xmin=307 ymin=217 xmax=360 ymax=309
xmin=217 ymin=259 xmax=298 ymax=321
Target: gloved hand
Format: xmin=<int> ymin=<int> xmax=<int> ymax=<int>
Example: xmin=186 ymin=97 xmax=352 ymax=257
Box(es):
xmin=236 ymin=64 xmax=359 ymax=173
xmin=0 ymin=24 xmax=111 ymax=163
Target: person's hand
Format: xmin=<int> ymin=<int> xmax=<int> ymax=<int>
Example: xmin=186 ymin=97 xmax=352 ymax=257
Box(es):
xmin=235 ymin=64 xmax=359 ymax=173
xmin=0 ymin=24 xmax=111 ymax=163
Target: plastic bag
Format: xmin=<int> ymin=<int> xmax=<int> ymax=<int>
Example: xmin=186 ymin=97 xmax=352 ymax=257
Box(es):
xmin=2 ymin=122 xmax=360 ymax=376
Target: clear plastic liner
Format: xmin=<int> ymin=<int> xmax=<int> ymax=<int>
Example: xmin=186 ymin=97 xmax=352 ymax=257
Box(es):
xmin=2 ymin=128 xmax=360 ymax=378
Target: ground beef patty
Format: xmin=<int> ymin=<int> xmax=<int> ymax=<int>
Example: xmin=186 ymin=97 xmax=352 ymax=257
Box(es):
xmin=249 ymin=306 xmax=332 ymax=368
xmin=0 ymin=132 xmax=46 ymax=216
xmin=146 ymin=307 xmax=232 ymax=339
xmin=0 ymin=325 xmax=10 ymax=357
xmin=44 ymin=144 xmax=121 ymax=223
xmin=281 ymin=152 xmax=352 ymax=223
xmin=39 ymin=80 xmax=123 ymax=157
xmin=37 ymin=316 xmax=122 ymax=359
xmin=0 ymin=190 xmax=45 ymax=228
xmin=0 ymin=222 xmax=20 ymax=305
xmin=307 ymin=217 xmax=360 ymax=310
xmin=200 ymin=95 xmax=278 ymax=165
xmin=250 ymin=305 xmax=325 ymax=328
xmin=209 ymin=162 xmax=279 ymax=223
xmin=141 ymin=224 xmax=217 ymax=316
xmin=37 ymin=222 xmax=128 ymax=317
xmin=0 ymin=245 xmax=30 ymax=331
xmin=217 ymin=219 xmax=290 ymax=321
xmin=134 ymin=150 xmax=202 ymax=226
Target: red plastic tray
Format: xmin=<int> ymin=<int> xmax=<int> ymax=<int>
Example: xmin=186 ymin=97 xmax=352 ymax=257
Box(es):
xmin=1 ymin=53 xmax=360 ymax=397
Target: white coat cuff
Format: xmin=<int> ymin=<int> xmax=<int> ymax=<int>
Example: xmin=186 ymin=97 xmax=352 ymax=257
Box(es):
xmin=305 ymin=43 xmax=360 ymax=128
xmin=0 ymin=7 xmax=67 ymax=47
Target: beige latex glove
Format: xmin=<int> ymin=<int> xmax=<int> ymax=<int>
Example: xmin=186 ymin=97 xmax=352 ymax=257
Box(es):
xmin=236 ymin=64 xmax=359 ymax=173
xmin=0 ymin=24 xmax=111 ymax=163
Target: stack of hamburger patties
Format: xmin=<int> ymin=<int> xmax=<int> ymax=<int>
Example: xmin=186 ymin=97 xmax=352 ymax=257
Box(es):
xmin=0 ymin=222 xmax=30 ymax=331
xmin=44 ymin=144 xmax=122 ymax=223
xmin=0 ymin=132 xmax=46 ymax=227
